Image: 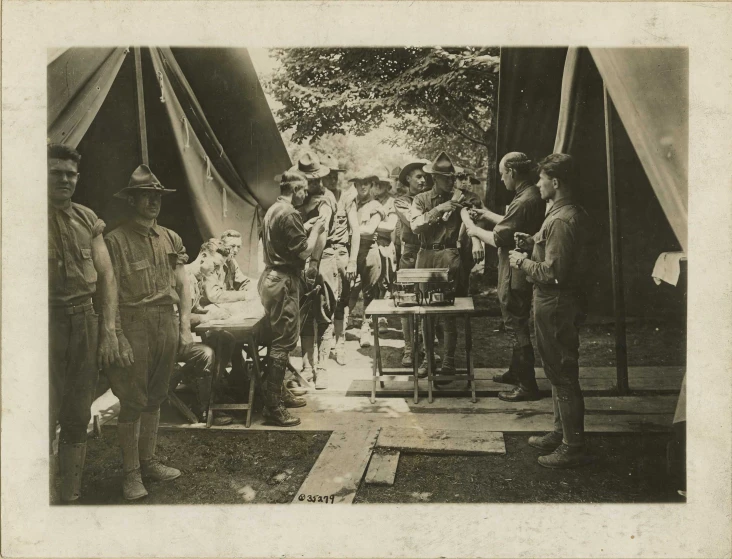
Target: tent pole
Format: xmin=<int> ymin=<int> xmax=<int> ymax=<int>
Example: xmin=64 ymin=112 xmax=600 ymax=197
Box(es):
xmin=134 ymin=47 xmax=149 ymax=165
xmin=603 ymin=85 xmax=629 ymax=395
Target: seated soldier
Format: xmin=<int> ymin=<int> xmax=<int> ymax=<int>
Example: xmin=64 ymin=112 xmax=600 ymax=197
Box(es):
xmin=178 ymin=239 xmax=234 ymax=425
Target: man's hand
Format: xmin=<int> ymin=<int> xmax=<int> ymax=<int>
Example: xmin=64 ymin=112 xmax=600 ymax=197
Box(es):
xmin=509 ymin=250 xmax=527 ymax=269
xmin=207 ymin=305 xmax=231 ymax=321
xmin=469 ymin=207 xmax=490 ymax=222
xmin=179 ymin=328 xmax=194 ymax=354
xmin=346 ymin=260 xmax=357 ymax=281
xmin=434 ymin=200 xmax=463 ymax=214
xmin=514 ymin=232 xmax=534 ymax=252
xmin=372 ymin=205 xmax=387 ymax=220
xmin=97 ymin=329 xmax=120 ymax=370
xmin=464 ymin=222 xmax=479 ymax=237
xmin=303 ymin=216 xmax=320 ymax=233
xmin=115 ymin=334 xmax=135 ymax=368
xmin=471 ymin=237 xmax=484 ymax=264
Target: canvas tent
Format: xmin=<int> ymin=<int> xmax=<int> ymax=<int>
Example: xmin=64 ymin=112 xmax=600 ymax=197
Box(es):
xmin=47 ymin=47 xmax=291 ymax=276
xmin=496 ymin=47 xmax=687 ymax=319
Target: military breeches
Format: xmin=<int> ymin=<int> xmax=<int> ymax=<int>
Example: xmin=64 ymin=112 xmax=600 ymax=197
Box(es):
xmin=258 ymin=268 xmax=300 ymax=362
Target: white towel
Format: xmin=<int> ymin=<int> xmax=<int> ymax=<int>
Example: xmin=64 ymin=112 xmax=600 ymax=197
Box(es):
xmin=652 ymin=251 xmax=687 ymax=286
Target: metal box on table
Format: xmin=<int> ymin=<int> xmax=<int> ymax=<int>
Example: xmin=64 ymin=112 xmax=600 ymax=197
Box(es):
xmin=392 ymin=268 xmax=456 ymax=306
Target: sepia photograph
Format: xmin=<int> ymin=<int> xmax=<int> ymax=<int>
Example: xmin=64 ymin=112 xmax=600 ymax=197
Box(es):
xmin=3 ymin=1 xmax=732 ymax=558
xmin=46 ymin=45 xmax=687 ymax=506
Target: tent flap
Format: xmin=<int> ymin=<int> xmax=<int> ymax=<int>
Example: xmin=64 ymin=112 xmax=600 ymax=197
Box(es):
xmin=48 ymin=48 xmax=129 ymax=147
xmin=590 ymin=48 xmax=688 ymax=251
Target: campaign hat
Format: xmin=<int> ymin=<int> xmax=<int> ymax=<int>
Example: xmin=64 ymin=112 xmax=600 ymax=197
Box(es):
xmin=113 ymin=164 xmax=176 ymax=199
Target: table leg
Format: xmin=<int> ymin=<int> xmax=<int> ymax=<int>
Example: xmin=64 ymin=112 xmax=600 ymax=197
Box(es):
xmin=371 ymin=314 xmax=382 ymax=404
xmin=412 ymin=314 xmax=419 ymax=404
xmin=465 ymin=316 xmax=476 ymax=403
xmin=246 ymin=334 xmax=262 ymax=428
xmin=425 ymin=315 xmax=434 ymax=404
xmin=206 ymin=335 xmax=224 ymax=429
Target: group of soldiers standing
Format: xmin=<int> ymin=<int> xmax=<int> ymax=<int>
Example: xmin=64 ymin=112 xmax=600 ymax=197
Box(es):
xmin=48 ymin=141 xmax=594 ymax=505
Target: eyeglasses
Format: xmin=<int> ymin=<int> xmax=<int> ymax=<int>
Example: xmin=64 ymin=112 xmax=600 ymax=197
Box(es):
xmin=49 ymin=170 xmax=80 ymax=180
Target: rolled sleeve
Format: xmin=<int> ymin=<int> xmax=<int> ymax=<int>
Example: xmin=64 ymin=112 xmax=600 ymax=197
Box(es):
xmin=286 ymin=214 xmax=308 ymax=256
xmin=91 ymin=217 xmax=106 ymax=238
xmin=493 ymin=206 xmax=524 ymax=249
xmin=410 ymin=196 xmax=433 ymax=233
xmin=169 ymin=231 xmax=189 ymax=266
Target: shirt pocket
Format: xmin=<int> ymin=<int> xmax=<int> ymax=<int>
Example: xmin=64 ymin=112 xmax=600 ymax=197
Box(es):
xmin=123 ymin=258 xmax=153 ymax=298
xmin=80 ymin=247 xmax=98 ymax=285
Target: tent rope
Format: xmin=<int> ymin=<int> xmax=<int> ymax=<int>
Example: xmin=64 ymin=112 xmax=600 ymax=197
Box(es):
xmin=222 ymin=185 xmax=228 ymax=218
xmin=181 ymin=116 xmax=191 ymax=149
xmin=204 ymin=155 xmax=213 ymax=181
xmin=156 ymin=70 xmax=166 ymax=104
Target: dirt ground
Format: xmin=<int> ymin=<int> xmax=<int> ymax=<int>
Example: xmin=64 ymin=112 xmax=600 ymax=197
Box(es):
xmin=78 ymin=429 xmax=330 ymax=505
xmin=355 ymin=434 xmax=684 ymax=504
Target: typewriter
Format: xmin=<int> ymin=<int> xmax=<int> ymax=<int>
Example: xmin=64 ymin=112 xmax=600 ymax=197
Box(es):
xmin=392 ymin=268 xmax=456 ymax=307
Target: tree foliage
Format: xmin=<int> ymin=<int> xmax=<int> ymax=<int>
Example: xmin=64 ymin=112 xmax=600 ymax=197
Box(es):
xmin=265 ymin=47 xmax=500 ymax=175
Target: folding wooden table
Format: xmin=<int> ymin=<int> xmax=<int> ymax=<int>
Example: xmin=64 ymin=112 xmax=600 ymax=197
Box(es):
xmin=364 ymin=297 xmax=477 ymax=404
xmin=195 ymin=311 xmax=267 ymax=428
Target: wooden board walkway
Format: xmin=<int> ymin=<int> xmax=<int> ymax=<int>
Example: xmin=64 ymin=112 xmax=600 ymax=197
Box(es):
xmin=364 ymin=451 xmax=400 ymax=486
xmin=376 ymin=427 xmax=506 ymax=455
xmin=293 ymin=428 xmax=380 ymax=504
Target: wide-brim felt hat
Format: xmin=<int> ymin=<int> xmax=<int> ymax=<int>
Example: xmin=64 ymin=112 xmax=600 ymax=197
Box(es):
xmin=423 ymin=151 xmax=458 ymax=176
xmin=289 ymin=152 xmax=330 ymax=179
xmin=113 ymin=164 xmax=176 ymax=199
xmin=321 ymin=154 xmax=346 ymax=173
xmin=350 ymin=162 xmax=392 ymax=185
xmin=398 ymin=159 xmax=433 ymax=186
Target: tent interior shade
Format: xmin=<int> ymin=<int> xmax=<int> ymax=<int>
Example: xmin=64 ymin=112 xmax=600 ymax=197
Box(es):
xmin=47 ymin=47 xmax=291 ymax=277
xmin=496 ymin=47 xmax=687 ymax=318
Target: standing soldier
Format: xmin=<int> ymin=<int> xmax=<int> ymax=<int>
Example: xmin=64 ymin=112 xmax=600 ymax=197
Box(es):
xmin=394 ymin=159 xmax=431 ymax=366
xmin=464 ymin=152 xmax=545 ymax=401
xmin=292 ymin=153 xmax=338 ymax=389
xmin=410 ymin=152 xmax=483 ymax=380
xmin=509 ymin=154 xmax=593 ymax=468
xmin=260 ymin=171 xmax=325 ymax=425
xmin=347 ymin=165 xmax=387 ymax=347
xmin=48 ymin=144 xmax=121 ymax=503
xmin=370 ymin=165 xmax=398 ymax=334
xmin=321 ymin=154 xmax=359 ymax=366
xmin=104 ymin=165 xmax=191 ymax=500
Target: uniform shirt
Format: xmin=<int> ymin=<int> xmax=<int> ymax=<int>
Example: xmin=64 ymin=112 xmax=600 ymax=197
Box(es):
xmin=394 ymin=193 xmax=420 ymax=246
xmin=492 ymin=182 xmax=545 ymax=250
xmin=104 ymin=220 xmax=188 ymax=308
xmin=300 ymin=188 xmax=338 ymax=240
xmin=262 ymin=196 xmax=308 ymax=273
xmin=49 ymin=202 xmax=106 ymax=306
xmin=374 ymin=193 xmax=396 ymax=245
xmin=356 ymin=197 xmax=384 ymax=244
xmin=521 ymin=198 xmax=593 ymax=291
xmin=223 ymin=259 xmax=250 ymax=291
xmin=410 ymin=187 xmax=482 ymax=246
xmin=328 ymin=185 xmax=357 ymax=246
xmin=185 ymin=265 xmax=203 ymax=312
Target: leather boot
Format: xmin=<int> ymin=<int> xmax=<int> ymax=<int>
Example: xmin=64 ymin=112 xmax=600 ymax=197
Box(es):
xmin=538 ymin=384 xmax=589 ymax=469
xmin=493 ymin=347 xmax=521 ymax=385
xmin=300 ymin=335 xmax=316 ymax=382
xmin=333 ymin=318 xmax=347 ymax=365
xmin=282 ymin=384 xmax=307 ymax=408
xmin=59 ymin=442 xmax=86 ymax=502
xmin=262 ymin=382 xmax=301 ymax=427
xmin=359 ymin=320 xmax=372 ymax=348
xmin=139 ymin=410 xmax=181 ymax=482
xmin=118 ymin=420 xmax=148 ymax=500
xmin=315 ymin=326 xmax=332 ymax=390
xmin=401 ymin=317 xmax=413 ymax=367
xmin=435 ymin=355 xmax=456 ymax=387
xmin=528 ymin=431 xmax=563 ymax=451
xmin=49 ymin=451 xmax=60 ymax=504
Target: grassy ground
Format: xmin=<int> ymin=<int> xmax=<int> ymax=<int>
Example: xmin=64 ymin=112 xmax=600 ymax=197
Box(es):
xmin=78 ymin=429 xmax=330 ymax=505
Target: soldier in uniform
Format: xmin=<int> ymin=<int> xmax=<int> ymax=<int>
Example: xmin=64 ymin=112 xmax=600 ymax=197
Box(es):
xmin=104 ymin=165 xmax=191 ymax=500
xmin=321 ymin=154 xmax=359 ymax=366
xmin=219 ymin=230 xmax=252 ymax=292
xmin=48 ymin=144 xmax=121 ymax=503
xmin=370 ymin=165 xmax=398 ymax=335
xmin=464 ymin=152 xmax=545 ymax=401
xmin=292 ymin=153 xmax=339 ymax=389
xmin=347 ymin=165 xmax=388 ymax=348
xmin=410 ymin=152 xmax=483 ymax=380
xmin=260 ymin=171 xmax=325 ymax=425
xmin=510 ymin=153 xmax=593 ymax=468
xmin=393 ymin=159 xmax=431 ymax=366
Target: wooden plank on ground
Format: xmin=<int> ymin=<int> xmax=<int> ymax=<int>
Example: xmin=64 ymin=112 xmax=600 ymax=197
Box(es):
xmin=294 ymin=428 xmax=380 ymax=504
xmin=376 ymin=427 xmax=506 ymax=455
xmin=87 ymin=389 xmax=120 ymax=434
xmin=364 ymin=451 xmax=400 ymax=486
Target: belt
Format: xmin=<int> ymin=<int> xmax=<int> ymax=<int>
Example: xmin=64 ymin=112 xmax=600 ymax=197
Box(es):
xmin=50 ymin=300 xmax=93 ymax=315
xmin=423 ymin=242 xmax=458 ymax=250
